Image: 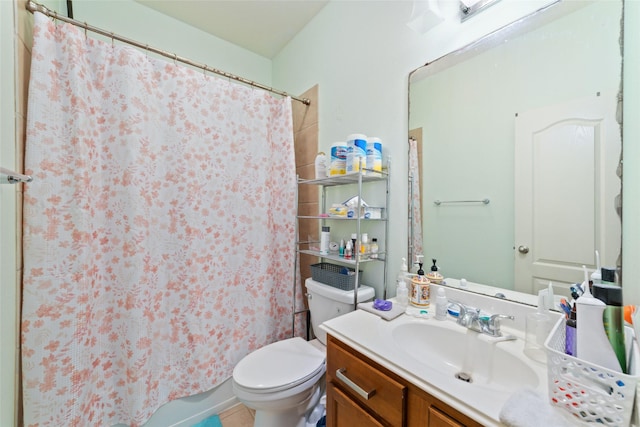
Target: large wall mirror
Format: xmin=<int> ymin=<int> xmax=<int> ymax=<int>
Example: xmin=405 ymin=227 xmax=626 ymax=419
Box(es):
xmin=409 ymin=0 xmax=623 ymax=300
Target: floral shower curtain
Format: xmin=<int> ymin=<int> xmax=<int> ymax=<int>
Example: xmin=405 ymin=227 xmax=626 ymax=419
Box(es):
xmin=22 ymin=12 xmax=297 ymax=427
xmin=409 ymin=138 xmax=423 ymax=263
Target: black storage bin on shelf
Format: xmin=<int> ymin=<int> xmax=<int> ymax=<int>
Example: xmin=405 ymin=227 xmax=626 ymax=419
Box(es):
xmin=310 ymin=262 xmax=362 ymax=291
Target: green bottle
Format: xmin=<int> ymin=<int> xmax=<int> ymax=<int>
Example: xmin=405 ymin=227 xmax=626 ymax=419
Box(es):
xmin=593 ymin=283 xmax=626 ymax=373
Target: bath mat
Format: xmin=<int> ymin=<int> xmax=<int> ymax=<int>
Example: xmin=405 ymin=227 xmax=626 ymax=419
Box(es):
xmin=191 ymin=414 xmax=222 ymax=427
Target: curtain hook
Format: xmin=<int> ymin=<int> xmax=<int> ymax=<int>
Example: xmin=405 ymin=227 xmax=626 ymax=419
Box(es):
xmin=173 ymin=53 xmax=178 ymax=66
xmin=84 ymin=22 xmax=88 ymax=39
xmin=110 ymin=32 xmax=115 ymax=48
xmin=145 ymin=44 xmax=149 ymax=57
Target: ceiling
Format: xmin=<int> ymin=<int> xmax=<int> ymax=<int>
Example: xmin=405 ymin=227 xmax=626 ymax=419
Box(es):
xmin=135 ymin=0 xmax=330 ymax=59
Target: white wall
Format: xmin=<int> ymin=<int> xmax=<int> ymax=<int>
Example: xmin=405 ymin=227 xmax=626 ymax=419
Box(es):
xmin=272 ymin=0 xmax=560 ymax=295
xmin=68 ymin=0 xmax=273 ymax=84
xmin=622 ymin=0 xmax=640 ymax=306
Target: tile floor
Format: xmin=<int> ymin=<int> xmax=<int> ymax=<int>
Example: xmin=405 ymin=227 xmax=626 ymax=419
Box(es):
xmin=219 ymin=404 xmax=255 ymax=427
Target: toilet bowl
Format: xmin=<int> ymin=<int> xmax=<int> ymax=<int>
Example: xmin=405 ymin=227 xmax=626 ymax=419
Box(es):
xmin=232 ymin=278 xmax=375 ymax=427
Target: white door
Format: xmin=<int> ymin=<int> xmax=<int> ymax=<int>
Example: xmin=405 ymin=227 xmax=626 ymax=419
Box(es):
xmin=514 ymin=93 xmax=621 ymax=296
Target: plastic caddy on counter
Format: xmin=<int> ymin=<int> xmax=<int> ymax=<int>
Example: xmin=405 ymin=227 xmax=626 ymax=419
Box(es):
xmin=310 ymin=263 xmax=362 ymax=291
xmin=544 ymin=316 xmax=640 ymax=426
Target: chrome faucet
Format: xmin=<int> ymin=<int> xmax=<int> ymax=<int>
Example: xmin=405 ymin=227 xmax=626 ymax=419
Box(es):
xmin=448 ymin=300 xmax=515 ymax=338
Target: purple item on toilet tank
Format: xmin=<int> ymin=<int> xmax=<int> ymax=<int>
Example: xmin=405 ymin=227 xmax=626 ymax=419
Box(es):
xmin=373 ymin=299 xmax=392 ymax=311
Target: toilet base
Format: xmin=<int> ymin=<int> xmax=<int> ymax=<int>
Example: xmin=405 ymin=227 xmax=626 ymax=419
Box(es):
xmin=250 ymin=379 xmax=324 ymax=427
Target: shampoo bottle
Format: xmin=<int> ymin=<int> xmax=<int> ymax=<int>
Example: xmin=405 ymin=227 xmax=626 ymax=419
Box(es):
xmin=575 ymin=265 xmax=622 ymax=372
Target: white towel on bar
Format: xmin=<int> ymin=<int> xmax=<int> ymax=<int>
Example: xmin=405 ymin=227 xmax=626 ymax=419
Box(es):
xmin=499 ymin=388 xmax=573 ymax=427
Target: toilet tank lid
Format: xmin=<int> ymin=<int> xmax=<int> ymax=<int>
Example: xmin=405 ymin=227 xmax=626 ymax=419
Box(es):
xmin=305 ymin=278 xmax=375 ymax=304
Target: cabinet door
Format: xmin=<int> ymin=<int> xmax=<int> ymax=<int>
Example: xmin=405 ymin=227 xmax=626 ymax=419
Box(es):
xmin=327 ymin=382 xmax=386 ymax=427
xmin=327 ymin=336 xmax=406 ymax=426
xmin=428 ymin=406 xmax=465 ymax=427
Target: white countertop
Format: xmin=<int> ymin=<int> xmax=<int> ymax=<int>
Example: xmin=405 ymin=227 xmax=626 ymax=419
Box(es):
xmin=319 ymin=287 xmax=572 ymax=426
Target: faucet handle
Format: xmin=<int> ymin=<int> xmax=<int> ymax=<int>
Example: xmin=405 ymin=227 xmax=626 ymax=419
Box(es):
xmin=486 ymin=314 xmax=515 ymax=336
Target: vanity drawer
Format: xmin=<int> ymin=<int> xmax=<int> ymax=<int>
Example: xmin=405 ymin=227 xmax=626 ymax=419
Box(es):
xmin=327 ymin=335 xmax=406 ymax=426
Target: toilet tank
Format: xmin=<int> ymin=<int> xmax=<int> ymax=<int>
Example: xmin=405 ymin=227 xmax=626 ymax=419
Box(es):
xmin=305 ymin=278 xmax=375 ymax=345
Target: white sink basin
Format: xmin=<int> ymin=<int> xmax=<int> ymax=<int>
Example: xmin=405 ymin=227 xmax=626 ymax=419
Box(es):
xmin=391 ymin=321 xmax=539 ymax=392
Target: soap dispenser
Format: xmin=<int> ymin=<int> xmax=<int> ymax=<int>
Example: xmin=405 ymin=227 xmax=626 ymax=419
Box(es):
xmin=410 ymin=255 xmax=430 ymax=307
xmin=575 ymin=265 xmax=622 ymax=372
xmin=426 ymin=258 xmax=443 ymax=284
xmin=524 ymin=283 xmax=552 ymax=363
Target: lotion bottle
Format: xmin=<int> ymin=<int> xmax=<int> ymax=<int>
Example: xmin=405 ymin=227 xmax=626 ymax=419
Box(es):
xmin=575 ymin=265 xmax=622 ymax=372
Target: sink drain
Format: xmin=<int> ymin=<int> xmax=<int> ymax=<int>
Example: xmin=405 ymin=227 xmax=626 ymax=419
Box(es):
xmin=455 ymin=372 xmax=473 ymax=383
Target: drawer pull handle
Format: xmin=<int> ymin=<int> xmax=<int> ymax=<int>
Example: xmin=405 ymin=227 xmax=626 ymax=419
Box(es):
xmin=336 ymin=368 xmax=376 ymax=400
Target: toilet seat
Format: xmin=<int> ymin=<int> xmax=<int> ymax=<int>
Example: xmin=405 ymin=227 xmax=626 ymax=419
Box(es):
xmin=233 ymin=337 xmax=325 ymax=394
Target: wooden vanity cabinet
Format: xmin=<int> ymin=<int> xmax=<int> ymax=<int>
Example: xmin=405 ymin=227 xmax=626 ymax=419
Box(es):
xmin=326 ymin=335 xmax=483 ymax=427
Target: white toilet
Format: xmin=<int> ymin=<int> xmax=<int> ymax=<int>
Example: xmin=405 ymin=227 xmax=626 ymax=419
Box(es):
xmin=232 ymin=278 xmax=375 ymax=427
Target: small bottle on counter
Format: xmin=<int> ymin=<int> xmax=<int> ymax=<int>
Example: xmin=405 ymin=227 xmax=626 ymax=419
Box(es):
xmin=435 ymin=287 xmax=448 ymax=320
xmin=396 ymin=278 xmax=409 ymax=309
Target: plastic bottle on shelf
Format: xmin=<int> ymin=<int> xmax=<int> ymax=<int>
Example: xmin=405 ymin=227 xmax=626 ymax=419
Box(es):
xmin=370 ymin=238 xmax=379 ymax=259
xmin=350 ymin=233 xmax=357 ymax=257
xmin=345 ymin=239 xmax=353 ymax=259
xmin=314 ymin=152 xmax=327 ymax=179
xmin=339 ymin=239 xmax=345 ymax=257
xmin=359 ymin=233 xmax=370 ymax=261
xmin=320 ymin=226 xmax=330 ymax=255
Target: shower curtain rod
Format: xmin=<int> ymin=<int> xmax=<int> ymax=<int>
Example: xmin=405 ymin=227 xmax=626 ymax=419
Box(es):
xmin=26 ymin=0 xmax=311 ymax=106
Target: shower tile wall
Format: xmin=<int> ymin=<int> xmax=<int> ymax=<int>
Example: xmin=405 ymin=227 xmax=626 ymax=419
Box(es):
xmin=292 ymin=85 xmax=319 ymax=335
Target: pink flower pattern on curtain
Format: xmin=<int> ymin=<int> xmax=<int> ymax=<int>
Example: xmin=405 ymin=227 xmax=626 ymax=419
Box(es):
xmin=22 ymin=12 xmax=297 ymax=427
xmin=409 ymin=138 xmax=423 ymax=262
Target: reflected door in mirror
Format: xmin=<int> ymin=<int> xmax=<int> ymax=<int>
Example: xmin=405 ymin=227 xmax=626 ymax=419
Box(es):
xmin=514 ymin=93 xmax=621 ymax=296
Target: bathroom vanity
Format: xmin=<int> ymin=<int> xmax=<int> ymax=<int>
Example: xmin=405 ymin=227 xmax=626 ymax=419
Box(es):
xmin=326 ymin=334 xmax=482 ymax=426
xmin=320 ymin=284 xmax=558 ymax=426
